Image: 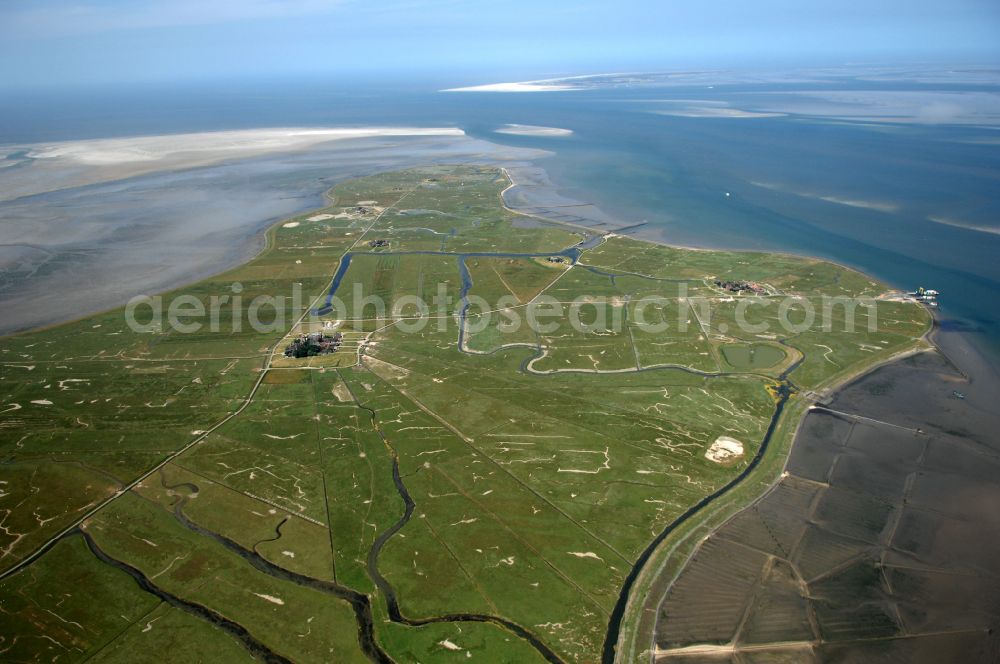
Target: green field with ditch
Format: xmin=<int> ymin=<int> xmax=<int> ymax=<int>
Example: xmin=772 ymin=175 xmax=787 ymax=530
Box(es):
xmin=0 ymin=166 xmax=931 ymax=662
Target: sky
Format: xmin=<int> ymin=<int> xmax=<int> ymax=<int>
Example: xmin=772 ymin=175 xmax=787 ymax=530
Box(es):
xmin=1 ymin=0 xmax=999 ymax=88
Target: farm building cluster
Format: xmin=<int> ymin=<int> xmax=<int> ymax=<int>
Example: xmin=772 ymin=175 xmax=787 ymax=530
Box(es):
xmin=283 ymin=331 xmax=343 ymax=358
xmin=714 ymin=279 xmax=768 ymax=295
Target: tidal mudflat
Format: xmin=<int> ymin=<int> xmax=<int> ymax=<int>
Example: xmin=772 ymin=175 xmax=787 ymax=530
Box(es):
xmin=0 ymin=133 xmax=545 ymax=335
xmin=649 ymin=327 xmax=1000 ymax=662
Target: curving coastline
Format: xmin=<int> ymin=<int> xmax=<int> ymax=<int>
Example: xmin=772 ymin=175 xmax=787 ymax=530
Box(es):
xmin=496 ymin=165 xmax=953 ymax=663
xmin=1 ymin=160 xmax=947 ymax=663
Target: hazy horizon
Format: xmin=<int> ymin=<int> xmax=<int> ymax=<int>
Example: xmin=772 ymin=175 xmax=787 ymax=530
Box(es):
xmin=2 ymin=0 xmax=999 ymax=89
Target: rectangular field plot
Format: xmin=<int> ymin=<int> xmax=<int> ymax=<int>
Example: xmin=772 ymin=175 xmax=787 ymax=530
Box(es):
xmin=532 ymin=329 xmax=637 ymax=372
xmin=463 ymin=309 xmax=539 ymax=353
xmin=90 ymin=493 xmax=369 ymax=663
xmin=655 ymin=537 xmax=769 ymax=648
xmin=464 ymin=256 xmax=566 ymax=305
xmin=0 ymin=533 xmax=161 ymax=661
xmin=325 ymin=253 xmax=462 ymax=322
xmin=631 ymin=324 xmax=719 ymax=372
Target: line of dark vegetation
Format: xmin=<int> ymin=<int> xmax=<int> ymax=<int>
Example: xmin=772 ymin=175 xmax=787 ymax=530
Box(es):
xmin=169 ymin=492 xmax=393 ymax=664
xmin=77 ymin=529 xmax=294 ymax=664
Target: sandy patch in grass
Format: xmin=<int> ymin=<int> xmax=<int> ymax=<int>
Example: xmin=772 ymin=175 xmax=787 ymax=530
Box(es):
xmin=568 ymin=551 xmax=604 ymax=561
xmin=282 ymin=221 xmax=300 ymax=228
xmin=705 ymin=436 xmax=744 ymax=464
xmin=331 ymin=380 xmax=353 ymax=402
xmin=254 ymin=593 xmax=285 ymax=605
xmin=363 ymin=355 xmax=410 ymax=381
xmin=306 ymin=213 xmax=334 ymax=222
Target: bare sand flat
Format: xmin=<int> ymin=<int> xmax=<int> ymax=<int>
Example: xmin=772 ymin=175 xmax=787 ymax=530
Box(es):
xmin=26 ymin=127 xmax=464 ymax=166
xmin=704 ymin=436 xmax=744 ymax=463
xmin=927 ymin=215 xmax=1000 ymax=236
xmin=749 ymin=180 xmax=900 ymax=212
xmin=441 ymin=72 xmax=634 ymax=93
xmin=442 ymin=80 xmax=581 ymax=92
xmin=1 ymin=127 xmax=465 ymax=202
xmin=495 ymin=124 xmax=574 ymax=137
xmin=652 ymin=107 xmax=786 ymax=119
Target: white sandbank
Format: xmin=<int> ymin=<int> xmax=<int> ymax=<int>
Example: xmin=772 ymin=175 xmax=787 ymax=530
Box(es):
xmin=927 ymin=215 xmax=1000 ymax=236
xmin=442 ymin=81 xmax=581 ymax=93
xmin=1 ymin=126 xmax=466 ymax=203
xmin=749 ymin=180 xmax=899 ymax=213
xmin=442 ymin=72 xmax=635 ymax=93
xmin=25 ymin=127 xmax=465 ymax=166
xmin=652 ymin=108 xmax=786 ymax=119
xmin=495 ymin=124 xmax=573 ymax=137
